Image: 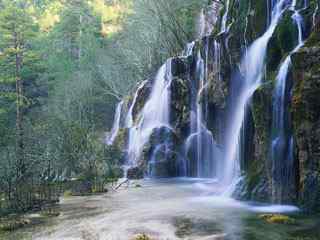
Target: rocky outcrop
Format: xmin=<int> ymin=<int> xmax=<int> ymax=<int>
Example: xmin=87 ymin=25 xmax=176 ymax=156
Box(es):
xmin=141 ymin=126 xmax=181 ymax=177
xmin=291 ymin=25 xmax=320 ymax=211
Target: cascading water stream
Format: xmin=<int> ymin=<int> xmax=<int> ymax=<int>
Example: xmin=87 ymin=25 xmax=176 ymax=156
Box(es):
xmin=220 ymin=0 xmax=230 ymax=33
xmin=197 ymin=1 xmax=221 ymax=38
xmin=183 ymin=41 xmax=195 ymax=57
xmin=196 ymin=50 xmax=206 ymax=177
xmin=125 ymin=80 xmax=148 ymax=128
xmin=184 ymin=41 xmax=222 ymax=178
xmin=313 ymin=3 xmax=319 ymax=27
xmin=214 ymin=40 xmax=221 ymax=83
xmin=106 ymin=101 xmax=124 ymax=145
xmin=126 ymin=59 xmax=173 ymax=171
xmin=198 ymin=9 xmax=206 ymax=38
xmin=223 ymin=0 xmax=288 ymax=191
xmin=271 ymin=1 xmax=305 ymax=202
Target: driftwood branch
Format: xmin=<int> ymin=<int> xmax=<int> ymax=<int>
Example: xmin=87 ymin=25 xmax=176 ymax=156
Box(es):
xmin=112 ymin=179 xmax=129 ymax=191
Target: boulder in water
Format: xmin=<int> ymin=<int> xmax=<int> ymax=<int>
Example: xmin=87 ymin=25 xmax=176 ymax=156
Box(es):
xmin=141 ymin=126 xmax=182 ymax=177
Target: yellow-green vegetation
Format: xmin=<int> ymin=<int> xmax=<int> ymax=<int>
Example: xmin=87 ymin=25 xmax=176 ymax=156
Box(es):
xmin=133 ymin=233 xmax=152 ymax=240
xmin=36 ymin=1 xmax=64 ymax=31
xmin=63 ymin=190 xmax=73 ymax=198
xmin=0 ymin=218 xmax=31 ymax=232
xmin=89 ymin=0 xmax=131 ymax=37
xmin=32 ymin=0 xmax=131 ymax=34
xmin=40 ymin=208 xmax=60 ymax=218
xmin=259 ymin=214 xmax=296 ymax=224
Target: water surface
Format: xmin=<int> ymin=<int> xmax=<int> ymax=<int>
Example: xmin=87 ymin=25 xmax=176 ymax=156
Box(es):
xmin=1 ymin=178 xmax=319 ymax=240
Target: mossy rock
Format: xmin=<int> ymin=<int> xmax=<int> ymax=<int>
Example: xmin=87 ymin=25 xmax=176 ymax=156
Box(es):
xmin=63 ymin=190 xmax=73 ymax=197
xmin=132 ymin=81 xmax=152 ymax=122
xmin=174 ymin=217 xmax=193 ymax=238
xmin=259 ymin=214 xmax=296 ymax=224
xmin=0 ymin=218 xmax=31 ymax=232
xmin=40 ymin=209 xmax=60 ymax=218
xmin=133 ymin=233 xmax=153 ymax=240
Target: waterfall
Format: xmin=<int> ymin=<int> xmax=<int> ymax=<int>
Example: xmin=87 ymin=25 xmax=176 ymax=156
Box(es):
xmin=125 ymin=80 xmax=148 ymax=128
xmin=184 ymin=41 xmax=222 ymax=178
xmin=197 ymin=1 xmax=222 ymax=38
xmin=198 ymin=9 xmax=206 ymax=38
xmin=118 ymin=0 xmax=309 ymax=184
xmin=214 ymin=40 xmax=221 ymax=83
xmin=271 ymin=2 xmax=305 ymax=202
xmin=196 ymin=50 xmax=207 ymax=177
xmin=183 ymin=41 xmax=195 ymax=57
xmin=223 ymin=0 xmax=288 ymax=190
xmin=126 ymin=59 xmax=173 ymax=170
xmin=313 ymin=3 xmax=318 ymax=27
xmin=220 ymin=0 xmax=230 ymax=33
xmin=106 ymin=101 xmax=124 ymax=145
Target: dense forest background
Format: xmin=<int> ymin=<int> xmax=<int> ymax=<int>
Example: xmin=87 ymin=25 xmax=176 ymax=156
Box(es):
xmin=0 ymin=0 xmax=207 ymax=214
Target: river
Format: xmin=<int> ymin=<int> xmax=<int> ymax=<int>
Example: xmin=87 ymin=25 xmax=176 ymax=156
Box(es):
xmin=2 ymin=178 xmax=320 ymax=240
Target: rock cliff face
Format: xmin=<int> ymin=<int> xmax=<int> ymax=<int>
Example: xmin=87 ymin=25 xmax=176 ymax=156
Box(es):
xmin=111 ymin=0 xmax=320 ymax=211
xmin=291 ymin=25 xmax=320 ymax=211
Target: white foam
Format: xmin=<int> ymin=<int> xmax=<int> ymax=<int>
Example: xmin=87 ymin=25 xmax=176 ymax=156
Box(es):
xmin=248 ymin=204 xmax=300 ymax=213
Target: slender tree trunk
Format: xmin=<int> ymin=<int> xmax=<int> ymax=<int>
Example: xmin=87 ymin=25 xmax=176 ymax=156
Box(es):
xmin=14 ymin=31 xmax=25 ymax=180
xmin=78 ymin=13 xmax=82 ymax=65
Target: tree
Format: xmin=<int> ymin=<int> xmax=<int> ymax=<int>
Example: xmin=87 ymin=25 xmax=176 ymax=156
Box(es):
xmin=0 ymin=0 xmax=40 ymax=199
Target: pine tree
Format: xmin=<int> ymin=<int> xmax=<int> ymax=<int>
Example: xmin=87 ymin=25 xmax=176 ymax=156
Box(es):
xmin=0 ymin=0 xmax=39 ymax=181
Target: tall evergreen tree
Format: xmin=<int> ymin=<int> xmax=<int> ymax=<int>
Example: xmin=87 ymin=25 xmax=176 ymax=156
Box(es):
xmin=0 ymin=0 xmax=39 ymax=182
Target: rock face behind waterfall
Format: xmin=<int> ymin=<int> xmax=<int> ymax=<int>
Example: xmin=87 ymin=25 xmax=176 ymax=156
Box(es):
xmin=110 ymin=1 xmax=320 ymax=211
xmin=291 ymin=26 xmax=320 ymax=211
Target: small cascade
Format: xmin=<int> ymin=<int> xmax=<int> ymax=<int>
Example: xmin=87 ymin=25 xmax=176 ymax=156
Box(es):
xmin=106 ymin=101 xmax=124 ymax=145
xmin=198 ymin=9 xmax=206 ymax=38
xmin=197 ymin=1 xmax=222 ymax=38
xmin=126 ymin=59 xmax=173 ymax=171
xmin=185 ymin=42 xmax=222 ymax=178
xmin=182 ymin=41 xmax=195 ymax=57
xmin=214 ymin=40 xmax=221 ymax=83
xmin=220 ymin=0 xmax=230 ymax=33
xmin=125 ymin=80 xmax=148 ymax=128
xmin=313 ymin=3 xmax=319 ymax=27
xmin=271 ymin=2 xmax=305 ymax=202
xmin=223 ymin=0 xmax=289 ymax=190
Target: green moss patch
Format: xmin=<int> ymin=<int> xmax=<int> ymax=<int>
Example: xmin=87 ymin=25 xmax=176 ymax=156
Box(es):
xmin=259 ymin=214 xmax=296 ymax=224
xmin=0 ymin=218 xmax=31 ymax=232
xmin=133 ymin=233 xmax=153 ymax=240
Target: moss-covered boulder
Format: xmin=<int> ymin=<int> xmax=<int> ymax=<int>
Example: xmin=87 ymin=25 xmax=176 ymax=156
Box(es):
xmin=259 ymin=214 xmax=296 ymax=224
xmin=0 ymin=218 xmax=31 ymax=232
xmin=132 ymin=233 xmax=153 ymax=240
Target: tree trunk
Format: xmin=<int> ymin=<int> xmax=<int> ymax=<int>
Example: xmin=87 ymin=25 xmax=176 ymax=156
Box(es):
xmin=14 ymin=31 xmax=25 ymax=180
